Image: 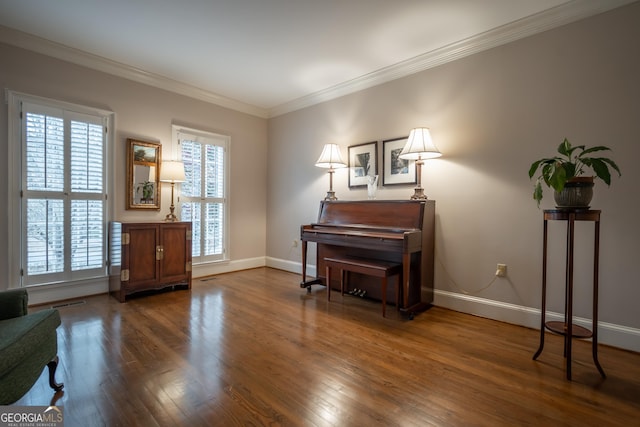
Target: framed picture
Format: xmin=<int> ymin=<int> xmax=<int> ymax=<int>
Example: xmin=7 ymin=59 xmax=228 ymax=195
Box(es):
xmin=382 ymin=136 xmax=415 ymax=186
xmin=348 ymin=141 xmax=378 ymax=188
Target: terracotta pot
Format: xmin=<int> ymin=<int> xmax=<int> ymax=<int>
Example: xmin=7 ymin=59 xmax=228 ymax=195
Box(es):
xmin=554 ymin=176 xmax=594 ymax=208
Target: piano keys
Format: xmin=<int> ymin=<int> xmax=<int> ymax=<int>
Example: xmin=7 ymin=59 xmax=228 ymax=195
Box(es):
xmin=300 ymin=200 xmax=435 ymax=316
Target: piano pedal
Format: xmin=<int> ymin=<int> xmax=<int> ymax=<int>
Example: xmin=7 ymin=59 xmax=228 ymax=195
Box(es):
xmin=347 ymin=289 xmax=367 ymax=297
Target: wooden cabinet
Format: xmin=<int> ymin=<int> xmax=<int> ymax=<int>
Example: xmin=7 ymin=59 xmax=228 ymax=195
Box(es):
xmin=110 ymin=222 xmax=192 ymax=302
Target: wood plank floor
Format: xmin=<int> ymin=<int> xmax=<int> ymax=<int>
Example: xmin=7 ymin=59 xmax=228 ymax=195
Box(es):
xmin=16 ymin=267 xmax=640 ymax=426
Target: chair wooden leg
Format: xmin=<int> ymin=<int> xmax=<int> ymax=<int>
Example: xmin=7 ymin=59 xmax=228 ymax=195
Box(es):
xmin=47 ymin=355 xmax=64 ymax=392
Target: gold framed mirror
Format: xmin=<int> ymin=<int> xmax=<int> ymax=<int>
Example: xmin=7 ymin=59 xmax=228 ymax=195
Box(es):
xmin=126 ymin=138 xmax=161 ymax=210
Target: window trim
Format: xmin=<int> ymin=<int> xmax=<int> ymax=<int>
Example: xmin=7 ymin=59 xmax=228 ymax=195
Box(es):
xmin=7 ymin=91 xmax=115 ymax=289
xmin=172 ymin=124 xmax=230 ymax=265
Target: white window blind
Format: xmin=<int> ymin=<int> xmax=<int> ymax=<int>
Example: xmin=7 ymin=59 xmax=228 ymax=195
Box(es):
xmin=22 ymin=102 xmax=107 ymax=285
xmin=177 ymin=128 xmax=229 ymax=263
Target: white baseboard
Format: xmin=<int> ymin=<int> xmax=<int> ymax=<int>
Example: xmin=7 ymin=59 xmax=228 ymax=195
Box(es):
xmin=266 ymin=257 xmax=316 ymax=278
xmin=24 ymin=257 xmax=268 ymax=305
xmin=26 ymin=278 xmax=109 ymax=306
xmin=435 ymin=289 xmax=640 ymax=353
xmin=268 ymin=257 xmax=640 ymax=353
xmin=192 ymin=256 xmax=266 ymax=278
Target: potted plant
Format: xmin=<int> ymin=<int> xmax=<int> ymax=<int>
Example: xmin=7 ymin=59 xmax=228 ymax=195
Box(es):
xmin=528 ymin=138 xmax=621 ymax=208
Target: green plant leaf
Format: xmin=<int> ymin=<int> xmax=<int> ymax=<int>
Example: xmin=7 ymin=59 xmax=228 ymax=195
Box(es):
xmin=548 ymin=164 xmax=567 ymax=192
xmin=562 ymin=162 xmax=577 ymax=179
xmin=559 ymin=138 xmax=590 ymax=163
xmin=557 ymin=139 xmax=572 ymax=157
xmin=580 ymin=146 xmax=611 ymax=156
xmin=600 ymin=157 xmax=622 ymax=176
xmin=528 ymin=160 xmax=542 ymax=178
xmin=529 ymin=158 xmax=560 ymax=179
xmin=541 ymin=162 xmax=554 ymax=186
xmin=589 ymin=158 xmax=612 ymax=185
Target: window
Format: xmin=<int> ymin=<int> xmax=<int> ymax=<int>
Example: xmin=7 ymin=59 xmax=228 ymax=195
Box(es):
xmin=175 ymin=126 xmax=229 ymax=263
xmin=9 ymin=93 xmax=112 ymax=287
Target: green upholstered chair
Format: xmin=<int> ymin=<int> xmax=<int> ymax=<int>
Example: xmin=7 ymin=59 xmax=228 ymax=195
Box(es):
xmin=0 ymin=288 xmax=64 ymax=404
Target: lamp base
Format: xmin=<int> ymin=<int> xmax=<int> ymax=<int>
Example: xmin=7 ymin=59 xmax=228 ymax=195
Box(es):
xmin=164 ymin=182 xmax=180 ymax=221
xmin=409 ymin=187 xmax=428 ymax=200
xmin=164 ymin=213 xmax=179 ymax=222
xmin=324 ymin=191 xmax=338 ymax=201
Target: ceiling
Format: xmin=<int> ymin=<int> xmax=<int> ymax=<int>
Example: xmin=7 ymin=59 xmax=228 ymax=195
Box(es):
xmin=0 ymin=0 xmax=634 ymax=117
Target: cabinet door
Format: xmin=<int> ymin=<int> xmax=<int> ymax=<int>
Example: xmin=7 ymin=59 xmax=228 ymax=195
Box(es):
xmin=124 ymin=223 xmax=160 ymax=288
xmin=159 ymin=223 xmax=191 ymax=284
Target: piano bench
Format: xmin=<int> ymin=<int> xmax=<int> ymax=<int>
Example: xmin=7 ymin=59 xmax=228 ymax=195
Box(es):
xmin=324 ymin=256 xmax=402 ymax=317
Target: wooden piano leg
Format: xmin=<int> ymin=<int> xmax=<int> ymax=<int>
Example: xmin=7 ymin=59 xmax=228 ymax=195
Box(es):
xmin=399 ymin=253 xmax=420 ymax=320
xmin=402 ymin=253 xmax=411 ymax=310
xmin=301 ymin=240 xmax=308 ymax=289
xmin=300 ymin=239 xmax=322 ymax=291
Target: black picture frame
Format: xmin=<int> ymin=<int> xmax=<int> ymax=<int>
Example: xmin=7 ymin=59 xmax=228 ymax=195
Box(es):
xmin=348 ymin=141 xmax=378 ymax=188
xmin=382 ymin=136 xmax=415 ymax=186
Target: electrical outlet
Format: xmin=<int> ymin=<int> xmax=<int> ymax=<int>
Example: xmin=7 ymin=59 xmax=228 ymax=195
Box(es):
xmin=496 ymin=263 xmax=507 ymax=277
xmin=292 ymin=239 xmax=298 ymax=248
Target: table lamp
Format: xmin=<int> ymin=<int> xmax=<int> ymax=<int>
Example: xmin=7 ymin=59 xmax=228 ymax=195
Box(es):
xmin=315 ymin=143 xmax=346 ymax=200
xmin=399 ymin=128 xmax=441 ymax=199
xmin=159 ymin=160 xmax=186 ymax=221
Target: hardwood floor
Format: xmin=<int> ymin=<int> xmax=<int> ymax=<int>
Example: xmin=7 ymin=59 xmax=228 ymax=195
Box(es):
xmin=16 ymin=267 xmax=640 ymax=426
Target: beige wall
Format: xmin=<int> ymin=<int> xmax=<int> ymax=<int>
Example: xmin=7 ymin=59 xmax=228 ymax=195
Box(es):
xmin=267 ymin=3 xmax=640 ymax=349
xmin=0 ymin=42 xmax=268 ymax=288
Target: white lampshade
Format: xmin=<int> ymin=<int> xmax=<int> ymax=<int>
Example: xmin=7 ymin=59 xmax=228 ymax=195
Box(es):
xmin=315 ymin=143 xmax=346 ymax=169
xmin=399 ymin=128 xmax=442 ymax=160
xmin=159 ymin=161 xmax=186 ymax=183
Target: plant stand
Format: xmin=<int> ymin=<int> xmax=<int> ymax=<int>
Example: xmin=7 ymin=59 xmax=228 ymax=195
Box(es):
xmin=533 ymin=209 xmax=606 ymax=380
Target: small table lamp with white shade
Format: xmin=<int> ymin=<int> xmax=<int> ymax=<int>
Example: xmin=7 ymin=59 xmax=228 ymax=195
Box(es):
xmin=315 ymin=143 xmax=347 ymax=201
xmin=159 ymin=160 xmax=186 ymax=222
xmin=399 ymin=128 xmax=441 ymax=200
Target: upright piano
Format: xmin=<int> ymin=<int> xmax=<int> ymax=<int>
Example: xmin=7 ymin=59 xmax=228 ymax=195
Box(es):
xmin=300 ymin=200 xmax=435 ymax=316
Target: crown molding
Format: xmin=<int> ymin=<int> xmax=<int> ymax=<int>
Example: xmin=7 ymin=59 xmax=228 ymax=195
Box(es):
xmin=268 ymin=0 xmax=637 ymax=117
xmin=1 ymin=0 xmax=635 ymax=119
xmin=0 ymin=25 xmax=270 ymax=118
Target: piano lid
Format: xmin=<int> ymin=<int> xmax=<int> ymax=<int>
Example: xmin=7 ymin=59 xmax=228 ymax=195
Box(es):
xmin=305 ymin=223 xmax=418 ymax=234
xmin=315 ymin=200 xmax=427 ymax=230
